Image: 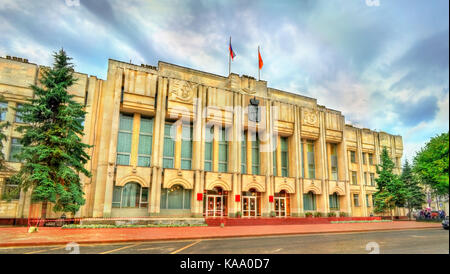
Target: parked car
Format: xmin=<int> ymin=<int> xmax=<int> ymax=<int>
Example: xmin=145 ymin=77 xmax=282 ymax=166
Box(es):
xmin=442 ymin=216 xmax=449 ymax=230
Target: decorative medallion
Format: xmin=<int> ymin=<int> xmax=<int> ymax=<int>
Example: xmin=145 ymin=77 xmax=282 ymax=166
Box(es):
xmin=303 ymin=110 xmax=318 ymax=126
xmin=169 ymin=79 xmax=196 ymax=103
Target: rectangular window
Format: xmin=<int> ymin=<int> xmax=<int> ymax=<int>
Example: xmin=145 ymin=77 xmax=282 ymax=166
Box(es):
xmin=329 ymin=194 xmax=339 ymax=210
xmin=301 ymin=141 xmax=305 ymax=177
xmin=362 ymin=152 xmax=367 ymax=165
xmin=14 ymin=103 xmax=23 ymax=123
xmin=364 ymin=172 xmax=368 ymax=185
xmin=180 ymin=124 xmax=193 ymax=170
xmin=273 ymin=150 xmax=277 ymax=176
xmin=353 ymin=194 xmax=360 ymax=207
xmin=330 ymin=143 xmax=338 ymax=180
xmin=163 ymin=123 xmax=175 ymax=169
xmin=351 ymin=171 xmax=358 ymax=185
xmin=204 ymin=126 xmax=213 ymax=172
xmin=218 ymin=127 xmax=228 ymax=172
xmin=370 ymin=173 xmax=375 ymax=186
xmin=2 ymin=178 xmax=20 ymax=200
xmin=303 ymin=193 xmax=316 ymax=211
xmin=116 ymin=113 xmax=133 ymax=165
xmin=9 ymin=138 xmax=23 ymax=162
xmin=241 ymin=131 xmax=247 ymax=174
xmin=307 ymin=140 xmax=315 ymax=179
xmin=0 ymin=101 xmax=7 ymax=121
xmin=281 ymin=137 xmax=289 ymax=177
xmin=368 ymin=153 xmax=374 ymax=165
xmin=137 ymin=117 xmax=153 ymax=167
xmin=251 ymin=132 xmax=260 ymax=175
xmin=366 ymin=194 xmax=370 ymax=207
xmin=350 ymin=151 xmax=356 ymax=163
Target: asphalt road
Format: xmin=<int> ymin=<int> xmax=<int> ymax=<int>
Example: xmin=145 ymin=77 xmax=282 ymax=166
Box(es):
xmin=0 ymin=228 xmax=447 ymax=254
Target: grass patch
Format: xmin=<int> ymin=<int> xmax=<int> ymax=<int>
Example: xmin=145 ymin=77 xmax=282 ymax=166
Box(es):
xmin=330 ymin=220 xmax=393 ymax=224
xmin=61 ymin=223 xmax=208 ymax=229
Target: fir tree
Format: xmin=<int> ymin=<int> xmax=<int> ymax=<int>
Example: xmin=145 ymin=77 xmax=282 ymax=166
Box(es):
xmin=401 ymin=160 xmax=425 ymax=220
xmin=12 ymin=49 xmax=91 ymax=216
xmin=373 ymin=147 xmax=407 ymax=219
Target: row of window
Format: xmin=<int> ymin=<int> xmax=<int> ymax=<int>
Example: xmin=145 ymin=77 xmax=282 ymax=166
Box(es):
xmin=350 ymin=150 xmax=375 ymax=165
xmin=351 ymin=171 xmax=376 ymax=186
xmin=353 ymin=193 xmax=375 ymax=207
xmin=0 ymin=102 xmax=24 ymax=123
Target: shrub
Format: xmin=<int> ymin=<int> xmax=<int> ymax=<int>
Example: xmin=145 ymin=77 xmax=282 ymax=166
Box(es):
xmin=314 ymin=212 xmax=323 ymax=217
xmin=270 ymin=211 xmax=276 ymax=217
xmin=305 ymin=212 xmax=313 ymax=217
xmin=327 ymin=212 xmax=336 ymax=217
xmin=235 ymin=211 xmax=242 ymax=218
xmin=339 ymin=212 xmax=347 ymax=217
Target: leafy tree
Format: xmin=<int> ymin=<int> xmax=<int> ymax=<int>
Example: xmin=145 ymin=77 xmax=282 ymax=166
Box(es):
xmin=12 ymin=49 xmax=91 ymax=217
xmin=373 ymin=147 xmax=407 ymax=219
xmin=401 ymin=160 xmax=426 ymax=219
xmin=413 ymin=132 xmax=449 ymax=196
xmin=0 ymin=96 xmax=10 ymax=172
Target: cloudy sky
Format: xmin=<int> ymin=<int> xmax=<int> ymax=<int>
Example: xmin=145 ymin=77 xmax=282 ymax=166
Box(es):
xmin=0 ymin=0 xmax=448 ymax=162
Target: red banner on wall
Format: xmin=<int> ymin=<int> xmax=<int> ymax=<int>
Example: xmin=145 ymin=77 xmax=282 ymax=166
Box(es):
xmin=197 ymin=193 xmax=203 ymax=201
xmin=235 ymin=195 xmax=241 ymax=202
xmin=269 ymin=195 xmax=274 ymax=203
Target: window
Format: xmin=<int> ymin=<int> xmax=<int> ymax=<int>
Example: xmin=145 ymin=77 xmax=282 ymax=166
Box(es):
xmin=330 ymin=143 xmax=338 ymax=180
xmin=364 ymin=172 xmax=368 ymax=185
xmin=218 ymin=127 xmax=228 ymax=172
xmin=366 ymin=194 xmax=370 ymax=207
xmin=350 ymin=151 xmax=356 ymax=163
xmin=368 ymin=153 xmax=374 ymax=165
xmin=370 ymin=173 xmax=375 ymax=186
xmin=180 ymin=124 xmax=193 ymax=170
xmin=351 ymin=171 xmax=358 ymax=185
xmin=2 ymin=178 xmax=20 ymax=200
xmin=0 ymin=101 xmax=7 ymax=121
xmin=241 ymin=131 xmax=247 ymax=174
xmin=112 ymin=182 xmax=148 ymax=208
xmin=163 ymin=123 xmax=175 ymax=169
xmin=273 ymin=150 xmax=277 ymax=175
xmin=301 ymin=141 xmax=305 ymax=177
xmin=281 ymin=137 xmax=288 ymax=177
xmin=204 ymin=126 xmax=213 ymax=171
xmin=14 ymin=103 xmax=23 ymax=123
xmin=251 ymin=132 xmax=260 ymax=175
xmin=303 ymin=191 xmax=316 ymax=211
xmin=329 ymin=193 xmax=339 ymax=210
xmin=116 ymin=113 xmax=133 ymax=165
xmin=137 ymin=117 xmax=154 ymax=167
xmin=353 ymin=194 xmax=360 ymax=207
xmin=160 ymin=185 xmax=191 ymax=210
xmin=362 ymin=152 xmax=367 ymax=165
xmin=9 ymin=138 xmax=23 ymax=162
xmin=307 ymin=140 xmax=315 ymax=179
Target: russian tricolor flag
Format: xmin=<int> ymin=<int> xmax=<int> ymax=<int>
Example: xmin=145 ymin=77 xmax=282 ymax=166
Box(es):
xmin=229 ymin=37 xmax=236 ymax=60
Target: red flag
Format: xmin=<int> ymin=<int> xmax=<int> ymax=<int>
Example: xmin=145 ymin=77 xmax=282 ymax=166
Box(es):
xmin=258 ymin=47 xmax=263 ymax=69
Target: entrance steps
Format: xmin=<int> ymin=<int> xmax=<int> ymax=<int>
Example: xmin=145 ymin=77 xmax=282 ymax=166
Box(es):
xmin=81 ymin=217 xmax=205 ymax=226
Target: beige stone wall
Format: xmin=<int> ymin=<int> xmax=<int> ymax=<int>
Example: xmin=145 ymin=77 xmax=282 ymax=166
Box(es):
xmin=0 ymin=56 xmax=404 ymax=219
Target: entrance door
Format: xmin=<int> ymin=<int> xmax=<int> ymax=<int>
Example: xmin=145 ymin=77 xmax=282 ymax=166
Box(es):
xmin=242 ymin=196 xmax=257 ymax=217
xmin=206 ymin=195 xmax=224 ymax=217
xmin=274 ymin=197 xmax=286 ymax=217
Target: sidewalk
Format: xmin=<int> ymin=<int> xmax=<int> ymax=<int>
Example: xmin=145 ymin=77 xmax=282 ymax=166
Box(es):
xmin=0 ymin=221 xmax=442 ymax=247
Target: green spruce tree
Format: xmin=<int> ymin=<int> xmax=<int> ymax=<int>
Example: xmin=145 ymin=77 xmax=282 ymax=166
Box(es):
xmin=12 ymin=49 xmax=91 ymax=217
xmin=401 ymin=160 xmax=425 ymax=220
xmin=373 ymin=147 xmax=407 ymax=219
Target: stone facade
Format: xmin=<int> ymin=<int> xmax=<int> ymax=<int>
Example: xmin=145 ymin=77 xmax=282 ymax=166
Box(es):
xmin=0 ymin=56 xmax=405 ymax=220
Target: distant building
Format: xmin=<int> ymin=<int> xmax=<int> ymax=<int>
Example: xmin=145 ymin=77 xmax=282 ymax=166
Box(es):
xmin=0 ymin=56 xmax=405 ymax=221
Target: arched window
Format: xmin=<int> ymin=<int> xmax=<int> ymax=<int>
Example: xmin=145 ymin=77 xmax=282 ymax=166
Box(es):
xmin=160 ymin=185 xmax=191 ymax=210
xmin=329 ymin=192 xmax=340 ymax=210
xmin=303 ymin=191 xmax=316 ymax=211
xmin=112 ymin=182 xmax=148 ymax=208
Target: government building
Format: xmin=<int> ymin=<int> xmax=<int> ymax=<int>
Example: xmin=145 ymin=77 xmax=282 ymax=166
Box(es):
xmin=0 ymin=55 xmax=405 ymax=222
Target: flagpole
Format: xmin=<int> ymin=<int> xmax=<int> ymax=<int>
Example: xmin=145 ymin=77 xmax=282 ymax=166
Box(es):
xmin=258 ymin=45 xmax=260 ymax=81
xmin=228 ymin=36 xmax=231 ymax=76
